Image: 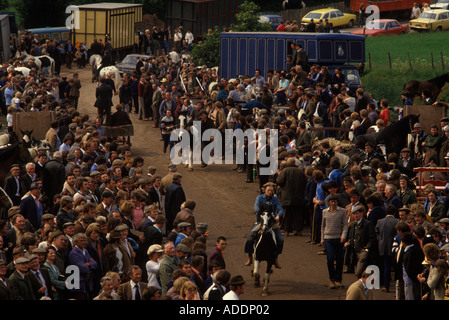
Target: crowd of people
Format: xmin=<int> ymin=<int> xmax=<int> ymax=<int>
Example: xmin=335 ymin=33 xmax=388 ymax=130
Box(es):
xmin=1 ymin=17 xmax=449 ymax=301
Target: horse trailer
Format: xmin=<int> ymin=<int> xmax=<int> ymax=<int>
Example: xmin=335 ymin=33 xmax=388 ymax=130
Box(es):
xmin=219 ymin=32 xmax=365 ymax=92
xmin=69 ymin=2 xmax=143 ymax=61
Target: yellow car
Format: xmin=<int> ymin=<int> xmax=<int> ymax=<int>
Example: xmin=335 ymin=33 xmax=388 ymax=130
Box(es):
xmin=301 ymin=8 xmax=356 ymax=28
xmin=409 ymin=9 xmax=449 ymax=31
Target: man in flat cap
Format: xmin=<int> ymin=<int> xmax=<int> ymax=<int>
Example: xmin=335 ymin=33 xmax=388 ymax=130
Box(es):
xmin=0 ymin=259 xmax=16 ymax=300
xmin=409 ymin=122 xmax=427 ymax=160
xmin=3 ymin=163 xmax=24 ymax=206
xmin=174 ymin=222 xmax=191 ymax=247
xmin=9 ymin=257 xmax=37 ymax=300
xmin=398 ymin=147 xmax=420 ymax=177
xmin=19 ymin=182 xmax=44 ymax=230
xmin=344 ymin=205 xmax=376 ymax=279
xmin=26 ymin=254 xmax=54 ymax=299
xmin=3 ymin=214 xmax=26 ymax=264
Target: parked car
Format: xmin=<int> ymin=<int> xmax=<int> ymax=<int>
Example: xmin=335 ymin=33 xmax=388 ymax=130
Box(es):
xmin=259 ymin=14 xmax=285 ymax=31
xmin=409 ymin=9 xmax=449 ymax=31
xmin=430 ymin=0 xmax=449 ymax=10
xmin=351 ymin=19 xmax=408 ymax=37
xmin=115 ymin=54 xmax=152 ymax=75
xmin=301 ymin=8 xmax=356 ymax=28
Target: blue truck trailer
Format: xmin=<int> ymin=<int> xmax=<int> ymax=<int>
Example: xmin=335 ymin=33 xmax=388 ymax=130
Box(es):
xmin=219 ymin=32 xmax=365 ymax=91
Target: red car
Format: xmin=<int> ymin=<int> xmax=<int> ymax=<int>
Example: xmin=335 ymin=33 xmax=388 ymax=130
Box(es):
xmin=351 ymin=19 xmax=408 ymax=37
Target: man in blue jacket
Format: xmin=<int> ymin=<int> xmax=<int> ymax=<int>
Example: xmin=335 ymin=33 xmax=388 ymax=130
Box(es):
xmin=244 ymin=183 xmax=284 ymax=268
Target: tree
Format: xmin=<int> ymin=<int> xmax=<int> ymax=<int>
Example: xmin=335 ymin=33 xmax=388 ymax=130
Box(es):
xmin=231 ymin=0 xmax=272 ymax=32
xmin=191 ymin=27 xmax=220 ymax=68
xmin=10 ymin=0 xmax=69 ymax=29
xmin=190 ymin=0 xmax=272 ymax=68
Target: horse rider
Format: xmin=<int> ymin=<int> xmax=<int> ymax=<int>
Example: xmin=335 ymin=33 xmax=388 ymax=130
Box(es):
xmin=244 ymin=183 xmax=284 ymax=269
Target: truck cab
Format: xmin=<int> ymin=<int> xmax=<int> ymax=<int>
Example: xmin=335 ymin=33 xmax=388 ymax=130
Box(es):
xmin=327 ymin=64 xmax=363 ymax=93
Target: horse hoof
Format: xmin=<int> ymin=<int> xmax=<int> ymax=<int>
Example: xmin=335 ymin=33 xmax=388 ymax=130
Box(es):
xmin=262 ymin=290 xmax=269 ymax=297
xmin=254 ymin=274 xmax=260 ymax=287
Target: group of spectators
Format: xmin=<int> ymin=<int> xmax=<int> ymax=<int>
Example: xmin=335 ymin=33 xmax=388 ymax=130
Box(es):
xmin=0 ymin=26 xmax=254 ymax=301
xmin=2 ymin=17 xmax=449 ymax=301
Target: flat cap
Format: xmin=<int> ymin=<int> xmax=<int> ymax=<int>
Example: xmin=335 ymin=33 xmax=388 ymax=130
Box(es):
xmin=15 ymin=257 xmax=29 ymax=264
xmin=175 ymin=243 xmax=191 ymax=253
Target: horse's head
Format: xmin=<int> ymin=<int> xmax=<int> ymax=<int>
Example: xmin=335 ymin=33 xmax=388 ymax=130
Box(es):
xmin=259 ymin=211 xmax=275 ymax=233
xmin=21 ymin=130 xmax=33 ymax=147
xmin=408 ymin=113 xmax=420 ymax=131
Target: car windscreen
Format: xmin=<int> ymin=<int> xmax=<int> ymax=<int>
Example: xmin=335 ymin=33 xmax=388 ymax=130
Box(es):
xmin=304 ymin=12 xmax=322 ymax=19
xmin=419 ymin=12 xmax=436 ymax=19
xmin=366 ymin=21 xmax=385 ymax=29
xmin=122 ymin=56 xmax=138 ymax=64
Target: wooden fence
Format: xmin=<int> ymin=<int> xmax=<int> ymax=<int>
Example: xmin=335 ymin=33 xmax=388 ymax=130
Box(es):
xmin=12 ymin=111 xmax=55 ymax=140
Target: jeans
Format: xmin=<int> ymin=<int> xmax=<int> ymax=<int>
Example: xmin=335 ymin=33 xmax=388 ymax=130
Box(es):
xmin=380 ymin=255 xmax=393 ymax=290
xmin=162 ymin=133 xmax=174 ymax=152
xmin=324 ymin=239 xmax=345 ymax=282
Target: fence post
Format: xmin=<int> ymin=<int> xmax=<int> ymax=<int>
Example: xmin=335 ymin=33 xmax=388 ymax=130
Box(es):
xmin=441 ymin=52 xmax=445 ymax=71
xmin=369 ymin=52 xmax=372 ymax=71
xmin=388 ymin=52 xmax=391 ymax=69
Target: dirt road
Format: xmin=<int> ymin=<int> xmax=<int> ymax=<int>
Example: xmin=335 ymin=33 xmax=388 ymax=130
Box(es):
xmin=70 ymin=65 xmax=393 ymax=301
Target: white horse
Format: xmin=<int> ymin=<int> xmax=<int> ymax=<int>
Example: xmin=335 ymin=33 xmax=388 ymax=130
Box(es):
xmin=89 ymin=54 xmax=103 ymax=82
xmin=14 ymin=66 xmax=30 ymax=77
xmin=178 ymin=114 xmax=195 ymax=171
xmin=99 ymin=66 xmax=121 ymax=91
xmin=89 ymin=54 xmax=102 ymax=69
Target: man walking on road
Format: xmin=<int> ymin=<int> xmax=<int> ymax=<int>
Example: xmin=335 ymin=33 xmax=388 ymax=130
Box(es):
xmin=320 ymin=194 xmax=348 ymax=289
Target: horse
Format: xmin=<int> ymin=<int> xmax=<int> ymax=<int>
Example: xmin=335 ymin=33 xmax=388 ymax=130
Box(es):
xmin=177 ymin=114 xmax=195 ymax=171
xmin=20 ymin=129 xmax=34 ymax=148
xmin=22 ymin=53 xmax=55 ymax=77
xmin=0 ymin=186 xmax=13 ymax=220
xmin=99 ymin=66 xmax=121 ymax=92
xmin=0 ymin=141 xmax=33 ymax=187
xmin=89 ymin=54 xmax=103 ymax=82
xmin=0 ymin=131 xmax=19 ymax=146
xmin=14 ymin=66 xmax=30 ymax=77
xmin=404 ymin=73 xmax=449 ymax=100
xmin=354 ymin=114 xmax=420 ymax=157
xmin=252 ymin=210 xmax=277 ymax=296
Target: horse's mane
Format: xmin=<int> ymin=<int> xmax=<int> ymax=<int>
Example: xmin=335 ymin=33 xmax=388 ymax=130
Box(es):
xmin=427 ymin=73 xmax=449 ymax=86
xmin=377 ymin=115 xmax=415 ymax=139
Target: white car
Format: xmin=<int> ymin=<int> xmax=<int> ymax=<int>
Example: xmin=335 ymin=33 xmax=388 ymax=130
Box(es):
xmin=430 ymin=0 xmax=449 ymax=10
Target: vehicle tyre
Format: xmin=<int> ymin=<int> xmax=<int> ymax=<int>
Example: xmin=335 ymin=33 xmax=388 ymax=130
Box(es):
xmin=347 ymin=20 xmax=354 ymax=28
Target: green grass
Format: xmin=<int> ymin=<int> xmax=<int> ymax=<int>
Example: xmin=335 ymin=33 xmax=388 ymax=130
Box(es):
xmin=365 ymin=30 xmax=449 ymax=68
xmin=361 ymin=30 xmax=449 ymax=108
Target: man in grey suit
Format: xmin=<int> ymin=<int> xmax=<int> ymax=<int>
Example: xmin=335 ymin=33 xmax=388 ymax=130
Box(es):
xmin=375 ymin=205 xmax=400 ymax=292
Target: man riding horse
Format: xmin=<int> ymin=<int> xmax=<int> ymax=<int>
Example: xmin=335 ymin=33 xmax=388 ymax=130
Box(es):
xmin=244 ymin=183 xmax=284 ymax=269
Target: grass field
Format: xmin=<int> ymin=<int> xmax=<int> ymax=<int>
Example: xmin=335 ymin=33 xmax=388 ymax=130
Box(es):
xmin=361 ymin=30 xmax=449 ymax=108
xmin=365 ymin=30 xmax=449 ymax=68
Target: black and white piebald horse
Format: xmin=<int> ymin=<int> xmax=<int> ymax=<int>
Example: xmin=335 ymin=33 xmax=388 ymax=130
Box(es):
xmin=252 ymin=210 xmax=277 ymax=296
xmin=21 ymin=53 xmax=55 ymax=77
